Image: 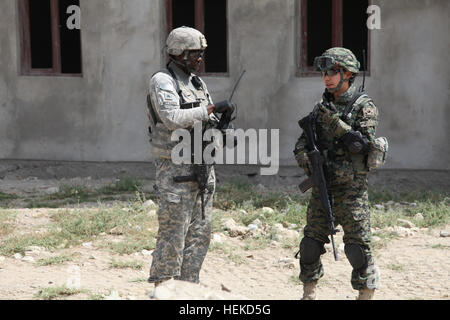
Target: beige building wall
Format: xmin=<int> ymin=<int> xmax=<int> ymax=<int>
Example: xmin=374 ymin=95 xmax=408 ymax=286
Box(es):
xmin=0 ymin=0 xmax=448 ymax=169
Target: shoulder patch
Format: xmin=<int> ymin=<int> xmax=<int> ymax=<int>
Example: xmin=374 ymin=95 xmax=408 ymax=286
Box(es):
xmin=152 ymin=72 xmax=176 ymax=92
xmin=361 ymin=105 xmax=378 ymax=118
xmin=354 ymin=95 xmax=377 ymax=118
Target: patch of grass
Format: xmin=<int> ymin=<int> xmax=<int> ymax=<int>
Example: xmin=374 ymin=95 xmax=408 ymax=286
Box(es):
xmin=243 ymin=234 xmax=272 ymax=251
xmin=0 ymin=192 xmax=18 ymax=200
xmin=23 ymin=178 xmax=153 ymax=208
xmin=211 ymin=210 xmax=228 ymax=233
xmin=213 ymin=183 xmax=448 ymax=253
xmin=52 ymin=204 xmax=158 ymax=255
xmin=0 ymin=210 xmax=17 ymax=236
xmin=0 ymin=192 xmax=18 ymax=207
xmin=106 ymin=236 xmax=156 ymax=255
xmin=35 ymin=286 xmax=84 ymax=300
xmin=215 ymin=186 xmax=448 ymax=232
xmin=235 ymin=207 xmax=305 ymax=237
xmin=369 ymin=189 xmax=448 ymax=205
xmin=0 ymin=231 xmax=66 ymax=257
xmin=55 ymin=185 xmax=92 ymax=200
xmin=371 ymin=209 xmax=405 ymax=230
xmin=100 ymin=177 xmax=143 ymax=194
xmin=25 ymin=185 xmax=96 ymax=208
xmin=0 ymin=222 xmax=14 ymax=237
xmin=109 ymin=259 xmax=143 ymax=270
xmin=214 ymin=182 xmax=308 ymax=212
xmin=212 ymin=182 xmax=308 ymax=236
xmin=370 ymin=192 xmax=449 ymax=229
xmin=413 ymin=200 xmax=449 ymax=228
xmin=209 ymin=242 xmax=246 ymax=265
xmin=35 ymin=255 xmax=74 ymax=267
xmin=52 ymin=208 xmax=125 ymax=238
xmin=237 ymin=211 xmax=262 ymax=227
xmin=279 ymin=235 xmax=300 ymax=249
xmin=371 ymin=233 xmax=396 ymax=252
xmin=0 ymin=197 xmax=159 ymax=256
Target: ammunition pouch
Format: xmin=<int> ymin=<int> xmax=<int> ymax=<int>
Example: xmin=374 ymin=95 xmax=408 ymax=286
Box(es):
xmin=367 ymin=137 xmax=389 ymax=169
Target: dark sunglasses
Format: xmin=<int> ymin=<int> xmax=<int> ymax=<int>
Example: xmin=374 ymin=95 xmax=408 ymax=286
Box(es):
xmin=188 ymin=50 xmax=205 ymax=59
xmin=321 ymin=69 xmax=341 ymax=77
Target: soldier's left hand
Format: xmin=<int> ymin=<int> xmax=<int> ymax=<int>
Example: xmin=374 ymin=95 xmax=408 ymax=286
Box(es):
xmin=318 ymin=103 xmax=339 ymax=126
xmin=318 ymin=103 xmax=351 ymax=138
xmin=214 ymin=100 xmax=235 ymax=114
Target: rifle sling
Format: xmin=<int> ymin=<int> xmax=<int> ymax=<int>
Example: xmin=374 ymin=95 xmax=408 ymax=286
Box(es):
xmin=341 ymin=91 xmax=367 ymax=122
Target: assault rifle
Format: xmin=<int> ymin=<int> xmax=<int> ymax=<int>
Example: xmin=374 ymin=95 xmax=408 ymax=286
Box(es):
xmin=173 ymin=164 xmax=213 ymax=220
xmin=173 ymin=70 xmax=246 ymax=219
xmin=298 ymin=113 xmax=339 ymax=261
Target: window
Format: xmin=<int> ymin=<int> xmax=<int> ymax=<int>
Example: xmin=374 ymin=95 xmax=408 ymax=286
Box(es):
xmin=18 ymin=0 xmax=82 ymax=76
xmin=298 ymin=0 xmax=369 ymax=76
xmin=166 ymin=0 xmax=228 ymax=75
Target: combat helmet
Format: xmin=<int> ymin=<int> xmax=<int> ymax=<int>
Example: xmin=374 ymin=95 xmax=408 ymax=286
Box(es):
xmin=166 ymin=26 xmax=207 ymax=56
xmin=314 ymin=47 xmax=360 ymax=74
xmin=314 ymin=47 xmax=361 ymax=93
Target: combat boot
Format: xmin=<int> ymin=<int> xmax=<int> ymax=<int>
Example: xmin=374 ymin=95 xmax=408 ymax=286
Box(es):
xmin=301 ymin=281 xmax=317 ymax=300
xmin=154 ymin=278 xmax=171 ymax=288
xmin=357 ymin=288 xmax=375 ymax=300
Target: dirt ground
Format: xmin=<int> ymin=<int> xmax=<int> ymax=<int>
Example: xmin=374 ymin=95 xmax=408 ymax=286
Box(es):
xmin=0 ymin=163 xmax=449 ymax=300
xmin=0 ymin=206 xmax=448 ymax=300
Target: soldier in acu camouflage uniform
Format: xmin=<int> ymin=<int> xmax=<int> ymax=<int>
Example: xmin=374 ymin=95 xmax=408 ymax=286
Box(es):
xmin=146 ymin=27 xmax=234 ymax=286
xmin=293 ymin=48 xmax=380 ymax=300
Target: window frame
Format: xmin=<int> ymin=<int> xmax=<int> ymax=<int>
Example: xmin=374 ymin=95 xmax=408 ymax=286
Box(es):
xmin=165 ymin=0 xmax=229 ymax=77
xmin=296 ymin=0 xmax=371 ymax=77
xmin=18 ymin=0 xmax=83 ymax=77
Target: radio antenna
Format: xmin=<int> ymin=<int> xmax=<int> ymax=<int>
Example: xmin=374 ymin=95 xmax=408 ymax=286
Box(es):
xmin=229 ymin=70 xmax=246 ymax=101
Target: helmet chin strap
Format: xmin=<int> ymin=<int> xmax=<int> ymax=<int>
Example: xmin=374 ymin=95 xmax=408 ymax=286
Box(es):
xmin=169 ymin=52 xmax=193 ymax=74
xmin=327 ymin=68 xmax=350 ymax=93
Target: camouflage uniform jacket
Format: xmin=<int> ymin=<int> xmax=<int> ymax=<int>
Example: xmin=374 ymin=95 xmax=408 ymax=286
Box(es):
xmin=294 ymin=85 xmax=379 ymax=186
xmin=147 ymin=62 xmax=216 ymax=159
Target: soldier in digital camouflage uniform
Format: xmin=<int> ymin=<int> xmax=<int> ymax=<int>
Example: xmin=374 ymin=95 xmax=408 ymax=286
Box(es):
xmin=293 ymin=48 xmax=380 ymax=300
xmin=146 ymin=27 xmax=234 ymax=285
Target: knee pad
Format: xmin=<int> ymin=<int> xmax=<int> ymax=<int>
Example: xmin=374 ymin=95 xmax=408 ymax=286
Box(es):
xmin=345 ymin=244 xmax=368 ymax=271
xmin=299 ymin=237 xmax=325 ymax=264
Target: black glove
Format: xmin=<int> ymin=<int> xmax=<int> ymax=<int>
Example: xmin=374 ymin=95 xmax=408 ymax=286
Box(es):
xmin=214 ymin=100 xmax=235 ymax=114
xmin=341 ymin=131 xmax=370 ymax=154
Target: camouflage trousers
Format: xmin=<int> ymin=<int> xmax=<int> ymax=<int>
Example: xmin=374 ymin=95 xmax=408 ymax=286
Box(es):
xmin=148 ymin=159 xmax=215 ymax=284
xmin=299 ymin=173 xmax=380 ymax=290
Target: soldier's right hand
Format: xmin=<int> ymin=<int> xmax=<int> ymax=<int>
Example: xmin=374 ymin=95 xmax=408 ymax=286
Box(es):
xmin=214 ymin=100 xmax=235 ymax=114
xmin=295 ymin=152 xmax=310 ymax=170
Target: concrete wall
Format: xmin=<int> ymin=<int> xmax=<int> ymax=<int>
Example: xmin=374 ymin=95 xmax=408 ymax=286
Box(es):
xmin=0 ymin=0 xmax=164 ymax=162
xmin=0 ymin=0 xmax=449 ymax=169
